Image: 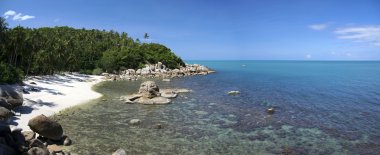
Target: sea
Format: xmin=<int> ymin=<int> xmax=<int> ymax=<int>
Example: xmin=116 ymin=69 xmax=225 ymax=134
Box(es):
xmin=54 ymin=61 xmax=380 ymax=155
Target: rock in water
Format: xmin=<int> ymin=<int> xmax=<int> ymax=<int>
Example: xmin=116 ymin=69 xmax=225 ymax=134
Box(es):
xmin=112 ymin=149 xmax=127 ymax=155
xmin=129 ymin=119 xmax=141 ymax=125
xmin=227 ymin=91 xmax=240 ymax=95
xmin=28 ymin=114 xmax=63 ymax=140
xmin=267 ymin=108 xmax=275 ymax=114
xmin=138 ymin=81 xmax=160 ymax=98
xmin=0 ymin=107 xmax=13 ymax=121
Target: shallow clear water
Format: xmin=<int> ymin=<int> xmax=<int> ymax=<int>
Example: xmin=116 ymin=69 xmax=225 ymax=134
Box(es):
xmin=54 ymin=61 xmax=380 ymax=155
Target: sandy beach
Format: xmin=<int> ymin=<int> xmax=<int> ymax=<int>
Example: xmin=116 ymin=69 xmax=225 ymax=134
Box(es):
xmin=10 ymin=73 xmax=103 ymax=131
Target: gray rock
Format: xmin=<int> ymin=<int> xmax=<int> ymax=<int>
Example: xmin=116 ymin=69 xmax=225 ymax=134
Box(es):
xmin=0 ymin=85 xmax=23 ymax=109
xmin=112 ymin=149 xmax=126 ymax=155
xmin=0 ymin=107 xmax=13 ymax=121
xmin=22 ymin=131 xmax=36 ymax=141
xmin=28 ymin=114 xmax=63 ymax=140
xmin=0 ymin=97 xmax=12 ymax=110
xmin=138 ymin=81 xmax=160 ymax=98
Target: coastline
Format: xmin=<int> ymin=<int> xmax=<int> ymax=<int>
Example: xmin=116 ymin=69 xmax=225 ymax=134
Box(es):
xmin=10 ymin=73 xmax=104 ymax=131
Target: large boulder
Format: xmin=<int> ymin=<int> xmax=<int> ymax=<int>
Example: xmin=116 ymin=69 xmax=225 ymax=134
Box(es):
xmin=0 ymin=85 xmax=23 ymax=109
xmin=138 ymin=81 xmax=160 ymax=98
xmin=0 ymin=107 xmax=13 ymax=121
xmin=0 ymin=97 xmax=12 ymax=110
xmin=28 ymin=115 xmax=63 ymax=140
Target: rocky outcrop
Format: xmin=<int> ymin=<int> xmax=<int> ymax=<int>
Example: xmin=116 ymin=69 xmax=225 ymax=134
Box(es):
xmin=106 ymin=62 xmax=215 ymax=81
xmin=138 ymin=81 xmax=160 ymax=98
xmin=1 ymin=117 xmax=72 ymax=155
xmin=28 ymin=115 xmax=63 ymax=140
xmin=120 ymin=81 xmax=190 ymax=105
xmin=0 ymin=85 xmax=23 ymax=109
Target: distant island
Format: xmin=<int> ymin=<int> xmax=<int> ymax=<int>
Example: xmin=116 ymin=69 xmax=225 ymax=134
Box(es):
xmin=0 ymin=17 xmax=185 ymax=84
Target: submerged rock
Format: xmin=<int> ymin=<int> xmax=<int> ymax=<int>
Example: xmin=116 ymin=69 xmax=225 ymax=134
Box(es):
xmin=267 ymin=108 xmax=275 ymax=114
xmin=135 ymin=97 xmax=171 ymax=105
xmin=28 ymin=114 xmax=63 ymax=140
xmin=129 ymin=119 xmax=141 ymax=125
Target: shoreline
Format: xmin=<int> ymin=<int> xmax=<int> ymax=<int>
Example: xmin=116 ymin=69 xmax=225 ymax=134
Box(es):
xmin=10 ymin=73 xmax=104 ymax=131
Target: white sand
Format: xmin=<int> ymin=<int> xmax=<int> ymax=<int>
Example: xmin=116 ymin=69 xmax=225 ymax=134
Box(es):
xmin=11 ymin=73 xmax=103 ymax=131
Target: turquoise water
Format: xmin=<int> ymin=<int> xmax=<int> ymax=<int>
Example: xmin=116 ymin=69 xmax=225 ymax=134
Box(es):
xmin=55 ymin=61 xmax=380 ymax=154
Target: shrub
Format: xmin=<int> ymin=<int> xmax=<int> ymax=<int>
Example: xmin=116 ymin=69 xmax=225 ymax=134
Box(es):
xmin=0 ymin=62 xmax=24 ymax=84
xmin=92 ymin=68 xmax=103 ymax=75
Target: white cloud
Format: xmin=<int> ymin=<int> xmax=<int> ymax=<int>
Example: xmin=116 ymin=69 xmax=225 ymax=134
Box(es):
xmin=335 ymin=26 xmax=380 ymax=47
xmin=3 ymin=10 xmax=16 ymax=19
xmin=308 ymin=24 xmax=329 ymax=31
xmin=2 ymin=10 xmax=35 ymax=21
xmin=305 ymin=54 xmax=312 ymax=59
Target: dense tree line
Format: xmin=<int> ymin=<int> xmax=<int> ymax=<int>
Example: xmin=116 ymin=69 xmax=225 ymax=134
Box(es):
xmin=0 ymin=17 xmax=185 ymax=83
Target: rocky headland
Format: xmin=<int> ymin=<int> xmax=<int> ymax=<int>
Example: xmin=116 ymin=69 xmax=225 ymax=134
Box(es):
xmin=103 ymin=62 xmax=215 ymax=81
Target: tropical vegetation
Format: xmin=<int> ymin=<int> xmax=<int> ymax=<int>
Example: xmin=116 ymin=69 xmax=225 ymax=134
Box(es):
xmin=0 ymin=17 xmax=185 ymax=83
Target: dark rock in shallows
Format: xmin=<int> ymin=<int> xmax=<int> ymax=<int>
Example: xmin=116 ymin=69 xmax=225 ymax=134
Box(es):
xmin=28 ymin=114 xmax=63 ymax=140
xmin=267 ymin=108 xmax=275 ymax=114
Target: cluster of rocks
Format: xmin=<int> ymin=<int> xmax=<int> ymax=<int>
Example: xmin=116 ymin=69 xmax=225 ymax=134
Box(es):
xmin=120 ymin=81 xmax=191 ymax=105
xmin=103 ymin=62 xmax=215 ymax=81
xmin=1 ymin=114 xmax=72 ymax=155
xmin=0 ymin=85 xmax=23 ymax=122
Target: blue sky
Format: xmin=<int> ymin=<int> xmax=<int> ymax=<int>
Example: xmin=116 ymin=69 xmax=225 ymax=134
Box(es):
xmin=1 ymin=0 xmax=380 ymax=60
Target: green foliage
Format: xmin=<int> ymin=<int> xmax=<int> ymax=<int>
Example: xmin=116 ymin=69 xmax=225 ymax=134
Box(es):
xmin=0 ymin=17 xmax=185 ymax=83
xmin=0 ymin=62 xmax=24 ymax=84
xmin=92 ymin=68 xmax=103 ymax=75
